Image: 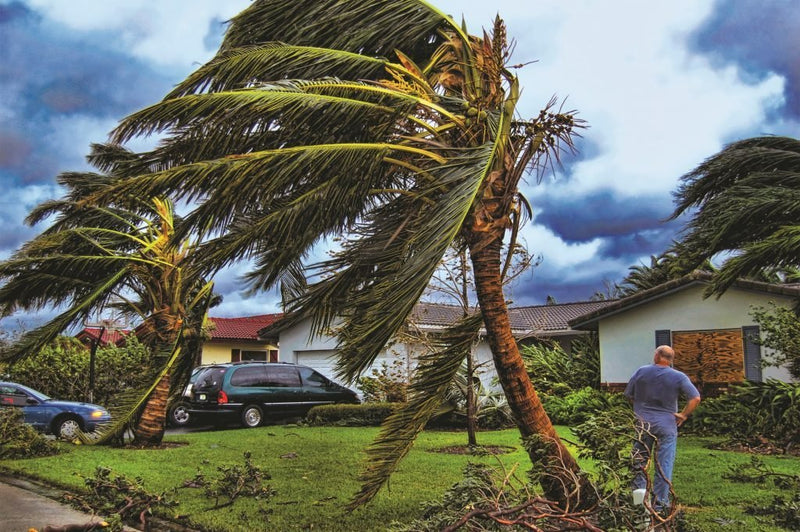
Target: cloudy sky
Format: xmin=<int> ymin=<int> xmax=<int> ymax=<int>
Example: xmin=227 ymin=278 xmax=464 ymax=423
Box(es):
xmin=1 ymin=0 xmax=799 ymax=324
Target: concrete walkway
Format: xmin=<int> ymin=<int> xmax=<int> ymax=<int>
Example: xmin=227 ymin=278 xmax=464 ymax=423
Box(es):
xmin=0 ymin=475 xmax=121 ymax=532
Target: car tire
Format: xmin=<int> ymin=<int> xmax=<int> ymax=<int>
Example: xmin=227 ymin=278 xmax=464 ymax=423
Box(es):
xmin=168 ymin=401 xmax=191 ymax=427
xmin=241 ymin=405 xmax=263 ymax=428
xmin=55 ymin=417 xmax=82 ymax=440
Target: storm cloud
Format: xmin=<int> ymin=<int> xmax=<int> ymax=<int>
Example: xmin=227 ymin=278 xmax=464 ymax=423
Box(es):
xmin=0 ymin=0 xmax=796 ymax=324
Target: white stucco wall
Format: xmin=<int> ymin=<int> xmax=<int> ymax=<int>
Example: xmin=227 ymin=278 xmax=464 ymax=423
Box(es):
xmin=274 ymin=317 xmax=502 ymax=391
xmin=599 ymin=284 xmax=796 ymax=385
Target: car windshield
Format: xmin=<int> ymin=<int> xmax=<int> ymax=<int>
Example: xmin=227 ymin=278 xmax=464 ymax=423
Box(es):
xmin=16 ymin=384 xmax=50 ymax=402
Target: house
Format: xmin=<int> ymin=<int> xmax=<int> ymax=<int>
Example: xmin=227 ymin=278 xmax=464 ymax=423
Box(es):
xmin=255 ymin=300 xmax=613 ymax=388
xmin=75 ymin=327 xmax=131 ymax=348
xmin=200 ymin=314 xmax=282 ymax=364
xmin=569 ymin=271 xmax=799 ymax=394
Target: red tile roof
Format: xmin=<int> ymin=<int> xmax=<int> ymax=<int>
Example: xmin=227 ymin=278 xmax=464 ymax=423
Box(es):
xmin=75 ymin=327 xmax=131 ymax=347
xmin=208 ymin=314 xmax=283 ymax=341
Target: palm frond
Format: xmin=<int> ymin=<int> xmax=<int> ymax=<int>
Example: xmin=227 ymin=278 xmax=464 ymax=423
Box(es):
xmin=672 ymin=136 xmax=800 ymax=218
xmin=288 ymin=145 xmax=493 ymax=382
xmin=111 ymin=86 xmax=419 ymax=146
xmin=167 ymin=44 xmax=391 ymax=98
xmin=707 ymin=225 xmax=800 ymax=296
xmin=349 ymin=312 xmax=483 ymax=509
xmin=0 ymin=269 xmax=128 ymax=363
xmin=220 ymin=0 xmax=464 ymax=63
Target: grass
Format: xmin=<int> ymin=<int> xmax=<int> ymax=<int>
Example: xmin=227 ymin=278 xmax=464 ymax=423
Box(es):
xmin=672 ymin=436 xmax=798 ymax=531
xmin=0 ymin=426 xmax=797 ymax=531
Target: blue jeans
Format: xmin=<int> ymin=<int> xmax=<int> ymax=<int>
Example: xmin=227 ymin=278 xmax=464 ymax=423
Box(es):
xmin=632 ymin=422 xmax=677 ymax=510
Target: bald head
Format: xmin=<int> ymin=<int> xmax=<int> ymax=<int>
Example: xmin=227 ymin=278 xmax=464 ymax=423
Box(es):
xmin=654 ymin=345 xmax=674 ymax=366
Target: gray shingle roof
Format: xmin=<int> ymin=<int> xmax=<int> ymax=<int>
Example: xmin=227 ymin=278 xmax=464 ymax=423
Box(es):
xmin=509 ymin=300 xmax=618 ymax=332
xmin=410 ymin=300 xmax=616 ymax=333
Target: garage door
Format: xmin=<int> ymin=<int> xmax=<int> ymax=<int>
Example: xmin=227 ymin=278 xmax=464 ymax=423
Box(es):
xmin=294 ymin=350 xmax=341 ymax=383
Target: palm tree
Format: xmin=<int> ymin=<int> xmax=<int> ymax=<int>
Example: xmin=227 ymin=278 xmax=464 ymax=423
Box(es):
xmin=616 ymin=245 xmax=715 ymax=297
xmin=79 ymin=0 xmax=590 ymax=505
xmin=671 ymin=136 xmax=800 ymax=295
xmin=0 ymin=164 xmax=215 ymax=445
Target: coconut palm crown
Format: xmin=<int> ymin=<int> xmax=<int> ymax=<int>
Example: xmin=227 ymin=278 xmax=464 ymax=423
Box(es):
xmin=74 ymin=0 xmax=589 ymax=506
xmin=671 ymin=136 xmax=800 ymax=295
xmin=0 ymin=160 xmax=216 ymax=445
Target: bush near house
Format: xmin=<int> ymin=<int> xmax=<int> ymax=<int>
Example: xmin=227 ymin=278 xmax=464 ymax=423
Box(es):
xmin=520 ymin=336 xmax=600 ymax=396
xmin=684 ymin=379 xmax=800 ymax=453
xmin=542 ymin=387 xmax=630 ymax=426
xmin=3 ymin=335 xmax=151 ymax=407
xmin=520 ymin=337 xmax=622 ymax=425
xmin=305 ymin=402 xmax=397 ymax=426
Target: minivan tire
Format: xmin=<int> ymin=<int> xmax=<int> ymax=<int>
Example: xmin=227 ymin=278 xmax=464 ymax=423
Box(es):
xmin=168 ymin=401 xmax=191 ymax=427
xmin=241 ymin=405 xmax=263 ymax=428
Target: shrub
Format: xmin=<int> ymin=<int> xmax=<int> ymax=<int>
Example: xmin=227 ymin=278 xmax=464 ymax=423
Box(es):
xmin=475 ymin=392 xmax=515 ymax=430
xmin=357 ymin=360 xmax=408 ymax=403
xmin=5 ymin=335 xmax=151 ymax=407
xmin=684 ymin=380 xmax=800 ymax=451
xmin=305 ymin=402 xmax=396 ymax=426
xmin=521 ymin=334 xmax=600 ymax=396
xmin=0 ymin=408 xmax=60 ymax=459
xmin=750 ymin=304 xmax=800 ymax=379
xmin=542 ymin=387 xmax=629 ymax=425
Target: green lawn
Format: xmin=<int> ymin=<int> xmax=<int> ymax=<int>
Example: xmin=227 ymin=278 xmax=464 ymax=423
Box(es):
xmin=0 ymin=426 xmax=796 ymax=531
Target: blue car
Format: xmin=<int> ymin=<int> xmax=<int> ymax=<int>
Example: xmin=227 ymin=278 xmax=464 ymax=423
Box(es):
xmin=0 ymin=381 xmax=111 ymax=440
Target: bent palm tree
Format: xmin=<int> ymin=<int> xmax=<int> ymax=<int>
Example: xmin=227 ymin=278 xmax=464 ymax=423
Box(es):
xmin=81 ymin=0 xmax=589 ymax=505
xmin=0 ymin=168 xmax=214 ymax=445
xmin=671 ymin=136 xmax=800 ymax=295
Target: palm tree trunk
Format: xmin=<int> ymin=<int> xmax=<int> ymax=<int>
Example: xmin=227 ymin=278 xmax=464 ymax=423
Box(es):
xmin=469 ymin=236 xmax=592 ymax=508
xmin=133 ymin=373 xmax=170 ymax=445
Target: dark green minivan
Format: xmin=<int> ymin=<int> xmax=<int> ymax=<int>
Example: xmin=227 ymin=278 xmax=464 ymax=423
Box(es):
xmin=187 ymin=362 xmax=359 ymax=427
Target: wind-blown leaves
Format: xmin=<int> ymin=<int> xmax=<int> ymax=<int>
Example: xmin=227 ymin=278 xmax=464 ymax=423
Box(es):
xmin=291 ymin=146 xmax=494 ymax=382
xmin=348 ymin=312 xmax=483 ymax=509
xmin=219 ymin=0 xmax=463 ymax=61
xmin=167 ymin=44 xmax=392 ymax=98
xmin=672 ymin=136 xmax=800 ymax=295
xmin=1 ymin=0 xmax=588 ymax=502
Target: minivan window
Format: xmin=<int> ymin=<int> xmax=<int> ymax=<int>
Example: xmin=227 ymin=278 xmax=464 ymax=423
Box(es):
xmin=265 ymin=366 xmax=301 ymax=387
xmin=195 ymin=367 xmax=227 ymax=390
xmin=298 ymin=367 xmax=331 ymax=388
xmin=230 ymin=366 xmax=268 ymax=387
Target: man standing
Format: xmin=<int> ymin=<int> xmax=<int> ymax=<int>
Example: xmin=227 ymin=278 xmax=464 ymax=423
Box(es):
xmin=625 ymin=345 xmax=701 ymax=511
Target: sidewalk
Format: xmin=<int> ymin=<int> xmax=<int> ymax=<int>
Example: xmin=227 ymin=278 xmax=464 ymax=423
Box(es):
xmin=0 ymin=475 xmax=127 ymax=532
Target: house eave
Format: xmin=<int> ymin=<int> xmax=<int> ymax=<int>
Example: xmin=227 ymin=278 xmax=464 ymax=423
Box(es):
xmin=569 ymin=271 xmax=800 ymax=330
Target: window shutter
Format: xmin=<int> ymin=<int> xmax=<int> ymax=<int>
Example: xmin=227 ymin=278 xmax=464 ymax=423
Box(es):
xmin=742 ymin=326 xmax=762 ymax=382
xmin=655 ymin=329 xmax=671 ymax=347
xmin=231 ymin=349 xmax=241 ymax=362
xmin=269 ymin=349 xmax=278 ymax=362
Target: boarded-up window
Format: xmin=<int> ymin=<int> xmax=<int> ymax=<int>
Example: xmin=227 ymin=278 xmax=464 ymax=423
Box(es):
xmin=672 ymin=329 xmax=745 ymax=385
